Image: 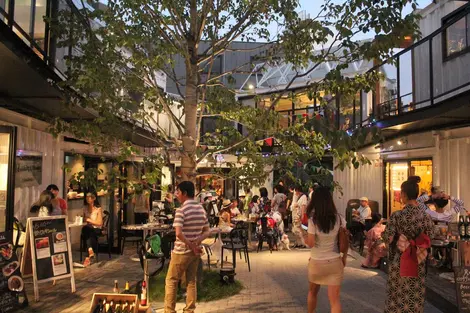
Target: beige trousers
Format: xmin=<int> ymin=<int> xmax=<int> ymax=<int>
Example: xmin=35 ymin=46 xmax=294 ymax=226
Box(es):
xmin=164 ymin=252 xmax=200 ymax=313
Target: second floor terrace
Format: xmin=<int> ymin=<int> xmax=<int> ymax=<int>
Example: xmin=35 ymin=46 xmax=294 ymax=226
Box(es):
xmin=237 ymin=1 xmax=470 ymax=142
xmin=0 ymin=0 xmax=170 ymax=148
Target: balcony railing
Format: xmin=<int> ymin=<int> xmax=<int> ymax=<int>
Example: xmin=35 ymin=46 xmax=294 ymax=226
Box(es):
xmin=365 ymin=3 xmax=470 ymax=125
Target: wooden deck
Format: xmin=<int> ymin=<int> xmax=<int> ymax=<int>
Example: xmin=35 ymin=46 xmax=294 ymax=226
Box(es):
xmin=18 ymin=248 xmax=147 ymax=313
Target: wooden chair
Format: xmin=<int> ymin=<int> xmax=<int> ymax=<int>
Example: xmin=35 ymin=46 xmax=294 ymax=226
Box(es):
xmin=80 ymin=211 xmax=112 ymax=262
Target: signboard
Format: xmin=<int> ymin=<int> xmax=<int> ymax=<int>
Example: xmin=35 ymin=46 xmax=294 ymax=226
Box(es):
xmin=20 ymin=216 xmax=75 ymax=301
xmin=0 ymin=231 xmax=28 ymax=312
xmin=15 ymin=152 xmax=43 ymax=188
xmin=455 ymin=267 xmax=470 ymax=312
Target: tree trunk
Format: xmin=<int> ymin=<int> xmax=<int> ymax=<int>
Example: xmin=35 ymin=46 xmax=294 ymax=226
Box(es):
xmin=181 ymin=43 xmax=198 ymax=184
xmin=180 ymin=0 xmax=199 ymax=184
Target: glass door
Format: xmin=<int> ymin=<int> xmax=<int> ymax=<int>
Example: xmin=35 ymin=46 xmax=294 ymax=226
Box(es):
xmin=0 ymin=126 xmax=16 ymax=232
xmin=385 ymin=158 xmax=433 ymax=217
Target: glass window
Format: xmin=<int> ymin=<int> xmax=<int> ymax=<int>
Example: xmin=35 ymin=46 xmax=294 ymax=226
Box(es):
xmin=34 ymin=0 xmax=47 ymax=49
xmin=0 ymin=133 xmax=11 ymax=232
xmin=446 ymin=16 xmax=466 ymax=57
xmin=14 ymin=0 xmax=32 ymax=36
xmin=0 ymin=0 xmax=8 ymax=23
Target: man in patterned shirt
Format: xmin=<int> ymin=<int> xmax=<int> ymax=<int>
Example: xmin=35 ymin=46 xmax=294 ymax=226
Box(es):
xmin=164 ymin=181 xmax=210 ymax=313
xmin=418 ymin=190 xmax=466 ymax=223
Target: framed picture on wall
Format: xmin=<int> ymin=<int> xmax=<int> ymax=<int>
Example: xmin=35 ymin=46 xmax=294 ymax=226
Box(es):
xmin=15 ymin=151 xmax=43 ymax=188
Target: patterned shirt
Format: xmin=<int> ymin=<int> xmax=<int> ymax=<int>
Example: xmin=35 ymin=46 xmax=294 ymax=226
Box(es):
xmin=173 ymin=200 xmax=209 ymax=255
xmin=417 ymin=194 xmax=466 ymax=223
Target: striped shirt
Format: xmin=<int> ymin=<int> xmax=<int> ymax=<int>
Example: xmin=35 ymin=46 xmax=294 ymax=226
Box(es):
xmin=417 ymin=194 xmax=466 ymax=223
xmin=173 ymin=200 xmax=209 ymax=254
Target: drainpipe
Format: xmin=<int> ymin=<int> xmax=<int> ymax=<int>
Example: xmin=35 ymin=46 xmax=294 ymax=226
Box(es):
xmin=433 ymin=131 xmax=440 ymax=188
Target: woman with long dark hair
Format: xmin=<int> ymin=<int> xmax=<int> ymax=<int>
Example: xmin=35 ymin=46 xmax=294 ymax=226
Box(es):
xmin=30 ymin=190 xmax=54 ymax=217
xmin=302 ymin=186 xmax=346 ymax=313
xmin=384 ymin=179 xmax=433 ymax=313
xmin=81 ymin=192 xmax=103 ymax=267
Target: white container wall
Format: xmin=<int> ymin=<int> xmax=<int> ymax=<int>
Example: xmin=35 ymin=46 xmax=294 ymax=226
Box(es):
xmin=333 ymin=150 xmax=383 ymax=217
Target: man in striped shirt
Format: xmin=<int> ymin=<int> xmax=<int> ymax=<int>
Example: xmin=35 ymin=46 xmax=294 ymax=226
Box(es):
xmin=164 ymin=181 xmax=210 ymax=313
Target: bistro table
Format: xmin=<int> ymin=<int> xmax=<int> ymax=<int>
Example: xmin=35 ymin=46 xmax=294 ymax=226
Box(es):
xmin=121 ymin=223 xmax=172 ymax=291
xmin=231 ymin=217 xmax=258 ymax=247
xmin=68 ymin=221 xmax=86 ymax=268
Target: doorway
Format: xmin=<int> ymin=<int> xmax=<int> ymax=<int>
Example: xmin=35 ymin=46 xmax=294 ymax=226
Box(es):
xmin=385 ymin=159 xmax=433 ymax=217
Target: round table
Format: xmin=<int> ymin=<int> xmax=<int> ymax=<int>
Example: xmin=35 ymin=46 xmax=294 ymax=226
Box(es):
xmin=121 ymin=223 xmax=172 ymax=289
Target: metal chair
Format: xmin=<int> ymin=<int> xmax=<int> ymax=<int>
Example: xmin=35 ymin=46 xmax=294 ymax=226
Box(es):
xmin=257 ymin=217 xmax=275 ymax=253
xmin=221 ymin=228 xmax=251 ymax=272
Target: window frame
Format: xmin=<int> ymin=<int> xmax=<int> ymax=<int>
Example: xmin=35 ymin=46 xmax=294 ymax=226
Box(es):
xmin=442 ymin=7 xmax=470 ymax=62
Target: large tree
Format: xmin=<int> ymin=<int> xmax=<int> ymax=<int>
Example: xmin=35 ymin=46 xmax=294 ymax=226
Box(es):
xmin=51 ymin=0 xmax=419 ymax=188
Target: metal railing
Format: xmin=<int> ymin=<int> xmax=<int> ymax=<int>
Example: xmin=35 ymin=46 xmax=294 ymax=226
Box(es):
xmin=366 ymin=3 xmax=470 ymax=124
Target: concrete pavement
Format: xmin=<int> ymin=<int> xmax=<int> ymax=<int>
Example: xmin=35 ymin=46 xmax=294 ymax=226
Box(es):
xmin=156 ymin=249 xmax=443 ymax=313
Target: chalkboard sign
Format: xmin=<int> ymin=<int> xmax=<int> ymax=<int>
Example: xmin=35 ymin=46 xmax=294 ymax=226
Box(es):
xmin=0 ymin=231 xmax=28 ymax=312
xmin=21 ymin=216 xmax=75 ymax=301
xmin=454 ymin=266 xmax=470 ymax=312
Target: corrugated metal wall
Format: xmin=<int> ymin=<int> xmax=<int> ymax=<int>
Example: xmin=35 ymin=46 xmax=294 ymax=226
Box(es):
xmin=333 ymin=157 xmax=383 ymax=217
xmin=14 ymin=126 xmax=63 ymax=223
xmin=437 ymin=136 xmax=470 ymax=207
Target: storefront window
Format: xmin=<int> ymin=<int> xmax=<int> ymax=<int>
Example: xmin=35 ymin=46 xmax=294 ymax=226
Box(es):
xmin=0 ymin=132 xmax=12 ymax=232
xmin=386 ymin=159 xmax=433 ymax=217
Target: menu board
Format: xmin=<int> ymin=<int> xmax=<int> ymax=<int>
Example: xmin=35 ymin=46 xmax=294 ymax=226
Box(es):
xmin=0 ymin=231 xmax=28 ymax=312
xmin=455 ymin=266 xmax=470 ymax=312
xmin=30 ymin=218 xmax=71 ymax=280
xmin=21 ymin=216 xmax=75 ymax=301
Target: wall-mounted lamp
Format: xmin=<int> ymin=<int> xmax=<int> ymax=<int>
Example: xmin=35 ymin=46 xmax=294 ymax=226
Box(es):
xmin=397 ymin=138 xmax=408 ymax=146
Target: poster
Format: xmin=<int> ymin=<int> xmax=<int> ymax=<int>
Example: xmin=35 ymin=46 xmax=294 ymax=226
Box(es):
xmin=52 ymin=232 xmax=67 ymax=253
xmin=34 ymin=237 xmax=50 ymax=259
xmin=52 ymin=254 xmax=67 ymax=276
xmin=0 ymin=231 xmax=28 ymax=312
xmin=15 ymin=153 xmax=42 ymax=188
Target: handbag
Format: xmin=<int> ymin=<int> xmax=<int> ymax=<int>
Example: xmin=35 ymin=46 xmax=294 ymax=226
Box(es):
xmin=337 ymin=216 xmax=350 ymax=265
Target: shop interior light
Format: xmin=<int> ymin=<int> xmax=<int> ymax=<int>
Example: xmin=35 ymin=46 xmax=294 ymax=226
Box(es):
xmin=391 ymin=165 xmax=409 ymax=170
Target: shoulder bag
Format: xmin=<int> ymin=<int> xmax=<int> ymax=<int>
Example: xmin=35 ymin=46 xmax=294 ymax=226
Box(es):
xmin=337 ymin=216 xmax=350 ymax=266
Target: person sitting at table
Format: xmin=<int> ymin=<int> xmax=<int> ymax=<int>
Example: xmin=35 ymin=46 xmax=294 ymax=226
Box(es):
xmin=230 ymin=198 xmax=241 ymax=217
xmin=418 ymin=190 xmax=466 ymax=223
xmin=362 ymin=213 xmax=387 ymax=269
xmin=219 ymin=200 xmax=234 ymax=233
xmin=133 ymin=182 xmax=150 ymax=224
xmin=30 ymin=190 xmax=57 ymax=217
xmin=349 ymin=197 xmax=372 ymax=245
xmin=249 ymin=196 xmax=260 ymax=214
xmin=81 ymin=192 xmax=103 ymax=267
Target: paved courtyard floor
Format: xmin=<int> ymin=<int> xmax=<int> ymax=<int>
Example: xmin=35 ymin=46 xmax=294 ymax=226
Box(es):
xmin=158 ymin=249 xmax=442 ymax=313
xmin=18 ymin=247 xmax=443 ymax=312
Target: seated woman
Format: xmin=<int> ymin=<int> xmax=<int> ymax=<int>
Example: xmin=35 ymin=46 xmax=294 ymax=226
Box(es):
xmin=30 ymin=190 xmax=54 ymax=217
xmin=81 ymin=193 xmax=103 ymax=267
xmin=249 ymin=196 xmax=260 ymax=214
xmin=218 ymin=200 xmax=234 ymax=233
xmin=362 ymin=213 xmax=387 ymax=269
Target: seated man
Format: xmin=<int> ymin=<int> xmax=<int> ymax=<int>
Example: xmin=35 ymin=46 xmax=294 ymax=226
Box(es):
xmin=349 ymin=197 xmax=372 ymax=244
xmin=418 ymin=190 xmax=466 ymax=222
